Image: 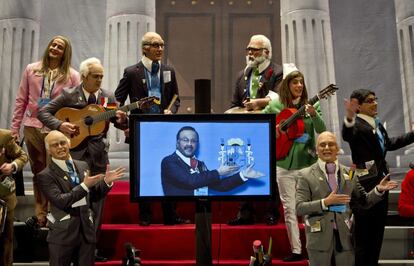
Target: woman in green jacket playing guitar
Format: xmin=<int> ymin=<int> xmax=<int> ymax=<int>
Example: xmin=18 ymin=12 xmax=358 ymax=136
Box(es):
xmin=263 ymin=66 xmax=326 ymax=262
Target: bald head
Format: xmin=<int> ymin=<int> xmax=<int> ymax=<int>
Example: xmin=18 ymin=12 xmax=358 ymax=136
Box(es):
xmin=316 ymin=131 xmax=340 ymax=163
xmin=45 ymin=130 xmax=71 ymax=160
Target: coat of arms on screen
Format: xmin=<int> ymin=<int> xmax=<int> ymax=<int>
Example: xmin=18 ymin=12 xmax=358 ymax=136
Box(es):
xmin=218 ymin=138 xmax=254 ymax=167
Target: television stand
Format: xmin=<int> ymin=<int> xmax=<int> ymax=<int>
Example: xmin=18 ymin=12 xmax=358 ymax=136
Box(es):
xmin=195 ymin=199 xmax=212 ymax=266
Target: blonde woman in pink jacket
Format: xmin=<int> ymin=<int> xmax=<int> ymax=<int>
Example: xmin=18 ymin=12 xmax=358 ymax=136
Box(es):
xmin=11 ymin=35 xmax=80 ymax=226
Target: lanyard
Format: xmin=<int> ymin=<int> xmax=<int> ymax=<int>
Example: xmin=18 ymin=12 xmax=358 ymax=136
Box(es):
xmin=40 ymin=76 xmax=56 ymax=99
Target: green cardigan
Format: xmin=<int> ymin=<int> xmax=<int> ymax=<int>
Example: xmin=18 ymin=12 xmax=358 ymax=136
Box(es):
xmin=263 ymin=99 xmax=326 ymax=170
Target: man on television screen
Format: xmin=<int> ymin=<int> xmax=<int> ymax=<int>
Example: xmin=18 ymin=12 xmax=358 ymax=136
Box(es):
xmin=161 ymin=126 xmax=263 ymax=196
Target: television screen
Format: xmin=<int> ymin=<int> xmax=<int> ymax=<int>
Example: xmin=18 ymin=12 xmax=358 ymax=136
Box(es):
xmin=129 ymin=114 xmax=276 ymax=201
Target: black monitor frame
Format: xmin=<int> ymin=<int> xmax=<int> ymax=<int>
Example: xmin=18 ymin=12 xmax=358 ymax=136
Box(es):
xmin=129 ymin=113 xmax=276 ymax=202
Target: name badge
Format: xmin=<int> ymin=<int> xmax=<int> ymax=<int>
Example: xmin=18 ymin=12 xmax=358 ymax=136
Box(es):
xmin=163 ymin=71 xmax=171 ymax=83
xmin=310 ymin=220 xmax=322 ymax=232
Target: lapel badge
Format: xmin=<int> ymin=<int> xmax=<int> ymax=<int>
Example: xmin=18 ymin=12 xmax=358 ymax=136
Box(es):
xmin=142 ymin=79 xmax=146 ymax=84
xmin=63 ymin=176 xmax=69 ymax=181
xmin=319 ymin=176 xmax=324 ymax=181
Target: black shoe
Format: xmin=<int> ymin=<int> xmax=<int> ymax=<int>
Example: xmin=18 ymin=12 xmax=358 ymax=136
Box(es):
xmin=94 ymin=254 xmax=107 ymax=262
xmin=265 ymin=215 xmax=278 ymax=225
xmin=283 ymin=253 xmax=302 ymax=262
xmin=164 ymin=217 xmax=191 ymax=225
xmin=227 ymin=217 xmax=254 ymax=226
xmin=139 ymin=219 xmax=151 ymax=226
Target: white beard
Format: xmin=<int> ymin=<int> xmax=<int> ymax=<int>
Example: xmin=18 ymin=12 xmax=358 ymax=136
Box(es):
xmin=246 ymin=54 xmax=266 ymax=68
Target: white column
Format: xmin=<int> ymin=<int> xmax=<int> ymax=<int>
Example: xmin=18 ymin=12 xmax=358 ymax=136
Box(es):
xmin=395 ymin=0 xmax=414 ymax=132
xmin=104 ymin=0 xmax=155 ymax=152
xmin=280 ymin=0 xmax=340 ymax=142
xmin=0 ymin=0 xmax=40 ymax=129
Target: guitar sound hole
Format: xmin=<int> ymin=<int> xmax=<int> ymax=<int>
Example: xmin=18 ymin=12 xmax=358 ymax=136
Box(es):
xmin=84 ymin=116 xmax=93 ymax=126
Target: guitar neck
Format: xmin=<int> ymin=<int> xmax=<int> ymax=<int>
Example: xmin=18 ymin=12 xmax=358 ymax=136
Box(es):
xmin=93 ymin=101 xmax=140 ymax=123
xmin=280 ymin=94 xmax=320 ymax=131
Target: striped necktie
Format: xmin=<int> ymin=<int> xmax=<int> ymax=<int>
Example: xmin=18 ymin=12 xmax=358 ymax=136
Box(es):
xmin=65 ymin=160 xmax=80 ymax=185
xmin=375 ymin=117 xmax=385 ymax=154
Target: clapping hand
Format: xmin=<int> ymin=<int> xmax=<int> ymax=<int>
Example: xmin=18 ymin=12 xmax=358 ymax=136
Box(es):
xmin=324 ymin=186 xmax=351 ymax=206
xmin=376 ymin=174 xmax=398 ymax=192
xmin=241 ymin=163 xmax=264 ymax=179
xmin=104 ymin=166 xmax=125 ymax=184
xmin=83 ymin=171 xmax=104 ymax=188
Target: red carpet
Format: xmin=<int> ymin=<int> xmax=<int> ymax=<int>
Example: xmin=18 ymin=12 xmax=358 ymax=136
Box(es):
xmin=98 ymin=181 xmax=308 ymax=265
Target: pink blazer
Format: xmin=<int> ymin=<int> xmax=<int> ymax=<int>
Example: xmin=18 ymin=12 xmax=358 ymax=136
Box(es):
xmin=11 ymin=62 xmax=81 ymax=133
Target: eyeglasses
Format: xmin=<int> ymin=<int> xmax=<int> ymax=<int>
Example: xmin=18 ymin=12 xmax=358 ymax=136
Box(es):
xmin=179 ymin=138 xmax=198 ymax=144
xmin=363 ymin=97 xmax=378 ymax=104
xmin=49 ymin=140 xmax=69 ymax=148
xmin=318 ymin=142 xmax=337 ymax=149
xmin=145 ymin=43 xmax=165 ymax=49
xmin=246 ymin=47 xmax=265 ymax=52
xmin=90 ymin=74 xmax=104 ymax=79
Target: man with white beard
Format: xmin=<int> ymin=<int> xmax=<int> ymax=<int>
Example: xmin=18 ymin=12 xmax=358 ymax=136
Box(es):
xmin=229 ymin=34 xmax=283 ymax=112
xmin=227 ymin=35 xmax=283 ymax=226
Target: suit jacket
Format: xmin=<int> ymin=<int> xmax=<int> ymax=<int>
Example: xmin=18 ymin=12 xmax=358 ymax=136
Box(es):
xmin=231 ymin=61 xmax=282 ymax=108
xmin=161 ymin=153 xmax=244 ymax=196
xmin=37 ymin=84 xmax=126 ymax=172
xmin=11 ymin=62 xmax=80 ymax=133
xmin=342 ymin=117 xmax=414 ymax=191
xmin=37 ymin=160 xmax=110 ymax=245
xmin=296 ymin=163 xmax=382 ymax=252
xmin=115 ymin=60 xmax=180 ymax=113
xmin=0 ymin=129 xmax=28 ymax=207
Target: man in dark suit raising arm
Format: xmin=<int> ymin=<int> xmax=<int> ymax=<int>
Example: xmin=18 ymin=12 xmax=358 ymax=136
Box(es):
xmin=342 ymin=89 xmax=414 ymax=266
xmin=38 ymin=130 xmax=124 ymax=266
xmin=296 ymin=131 xmax=397 ymax=266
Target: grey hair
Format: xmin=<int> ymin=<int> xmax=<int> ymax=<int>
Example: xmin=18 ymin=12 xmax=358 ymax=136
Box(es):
xmin=250 ymin=34 xmax=272 ymax=59
xmin=79 ymin=57 xmax=102 ymax=78
xmin=141 ymin=32 xmax=163 ymax=55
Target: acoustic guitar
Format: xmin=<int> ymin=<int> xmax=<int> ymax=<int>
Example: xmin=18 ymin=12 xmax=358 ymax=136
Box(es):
xmin=276 ymin=84 xmax=338 ymax=160
xmin=55 ymin=96 xmax=159 ymax=149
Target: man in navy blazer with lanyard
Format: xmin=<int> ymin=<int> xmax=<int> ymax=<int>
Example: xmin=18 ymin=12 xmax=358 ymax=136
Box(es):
xmin=342 ymin=89 xmax=414 ymax=265
xmin=115 ymin=32 xmax=187 ymax=226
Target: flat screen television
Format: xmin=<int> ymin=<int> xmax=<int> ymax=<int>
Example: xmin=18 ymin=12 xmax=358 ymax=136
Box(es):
xmin=129 ymin=113 xmax=276 ymax=201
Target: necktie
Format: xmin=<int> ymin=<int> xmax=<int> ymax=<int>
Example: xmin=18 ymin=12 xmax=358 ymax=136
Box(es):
xmin=65 ymin=160 xmax=80 ymax=185
xmin=325 ymin=162 xmax=337 ymax=191
xmin=250 ymin=67 xmax=260 ymax=99
xmin=88 ymin=93 xmax=96 ymax=104
xmin=151 ymin=61 xmax=160 ymax=88
xmin=375 ymin=117 xmax=385 ymax=154
xmin=190 ymin=158 xmax=198 ymax=169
